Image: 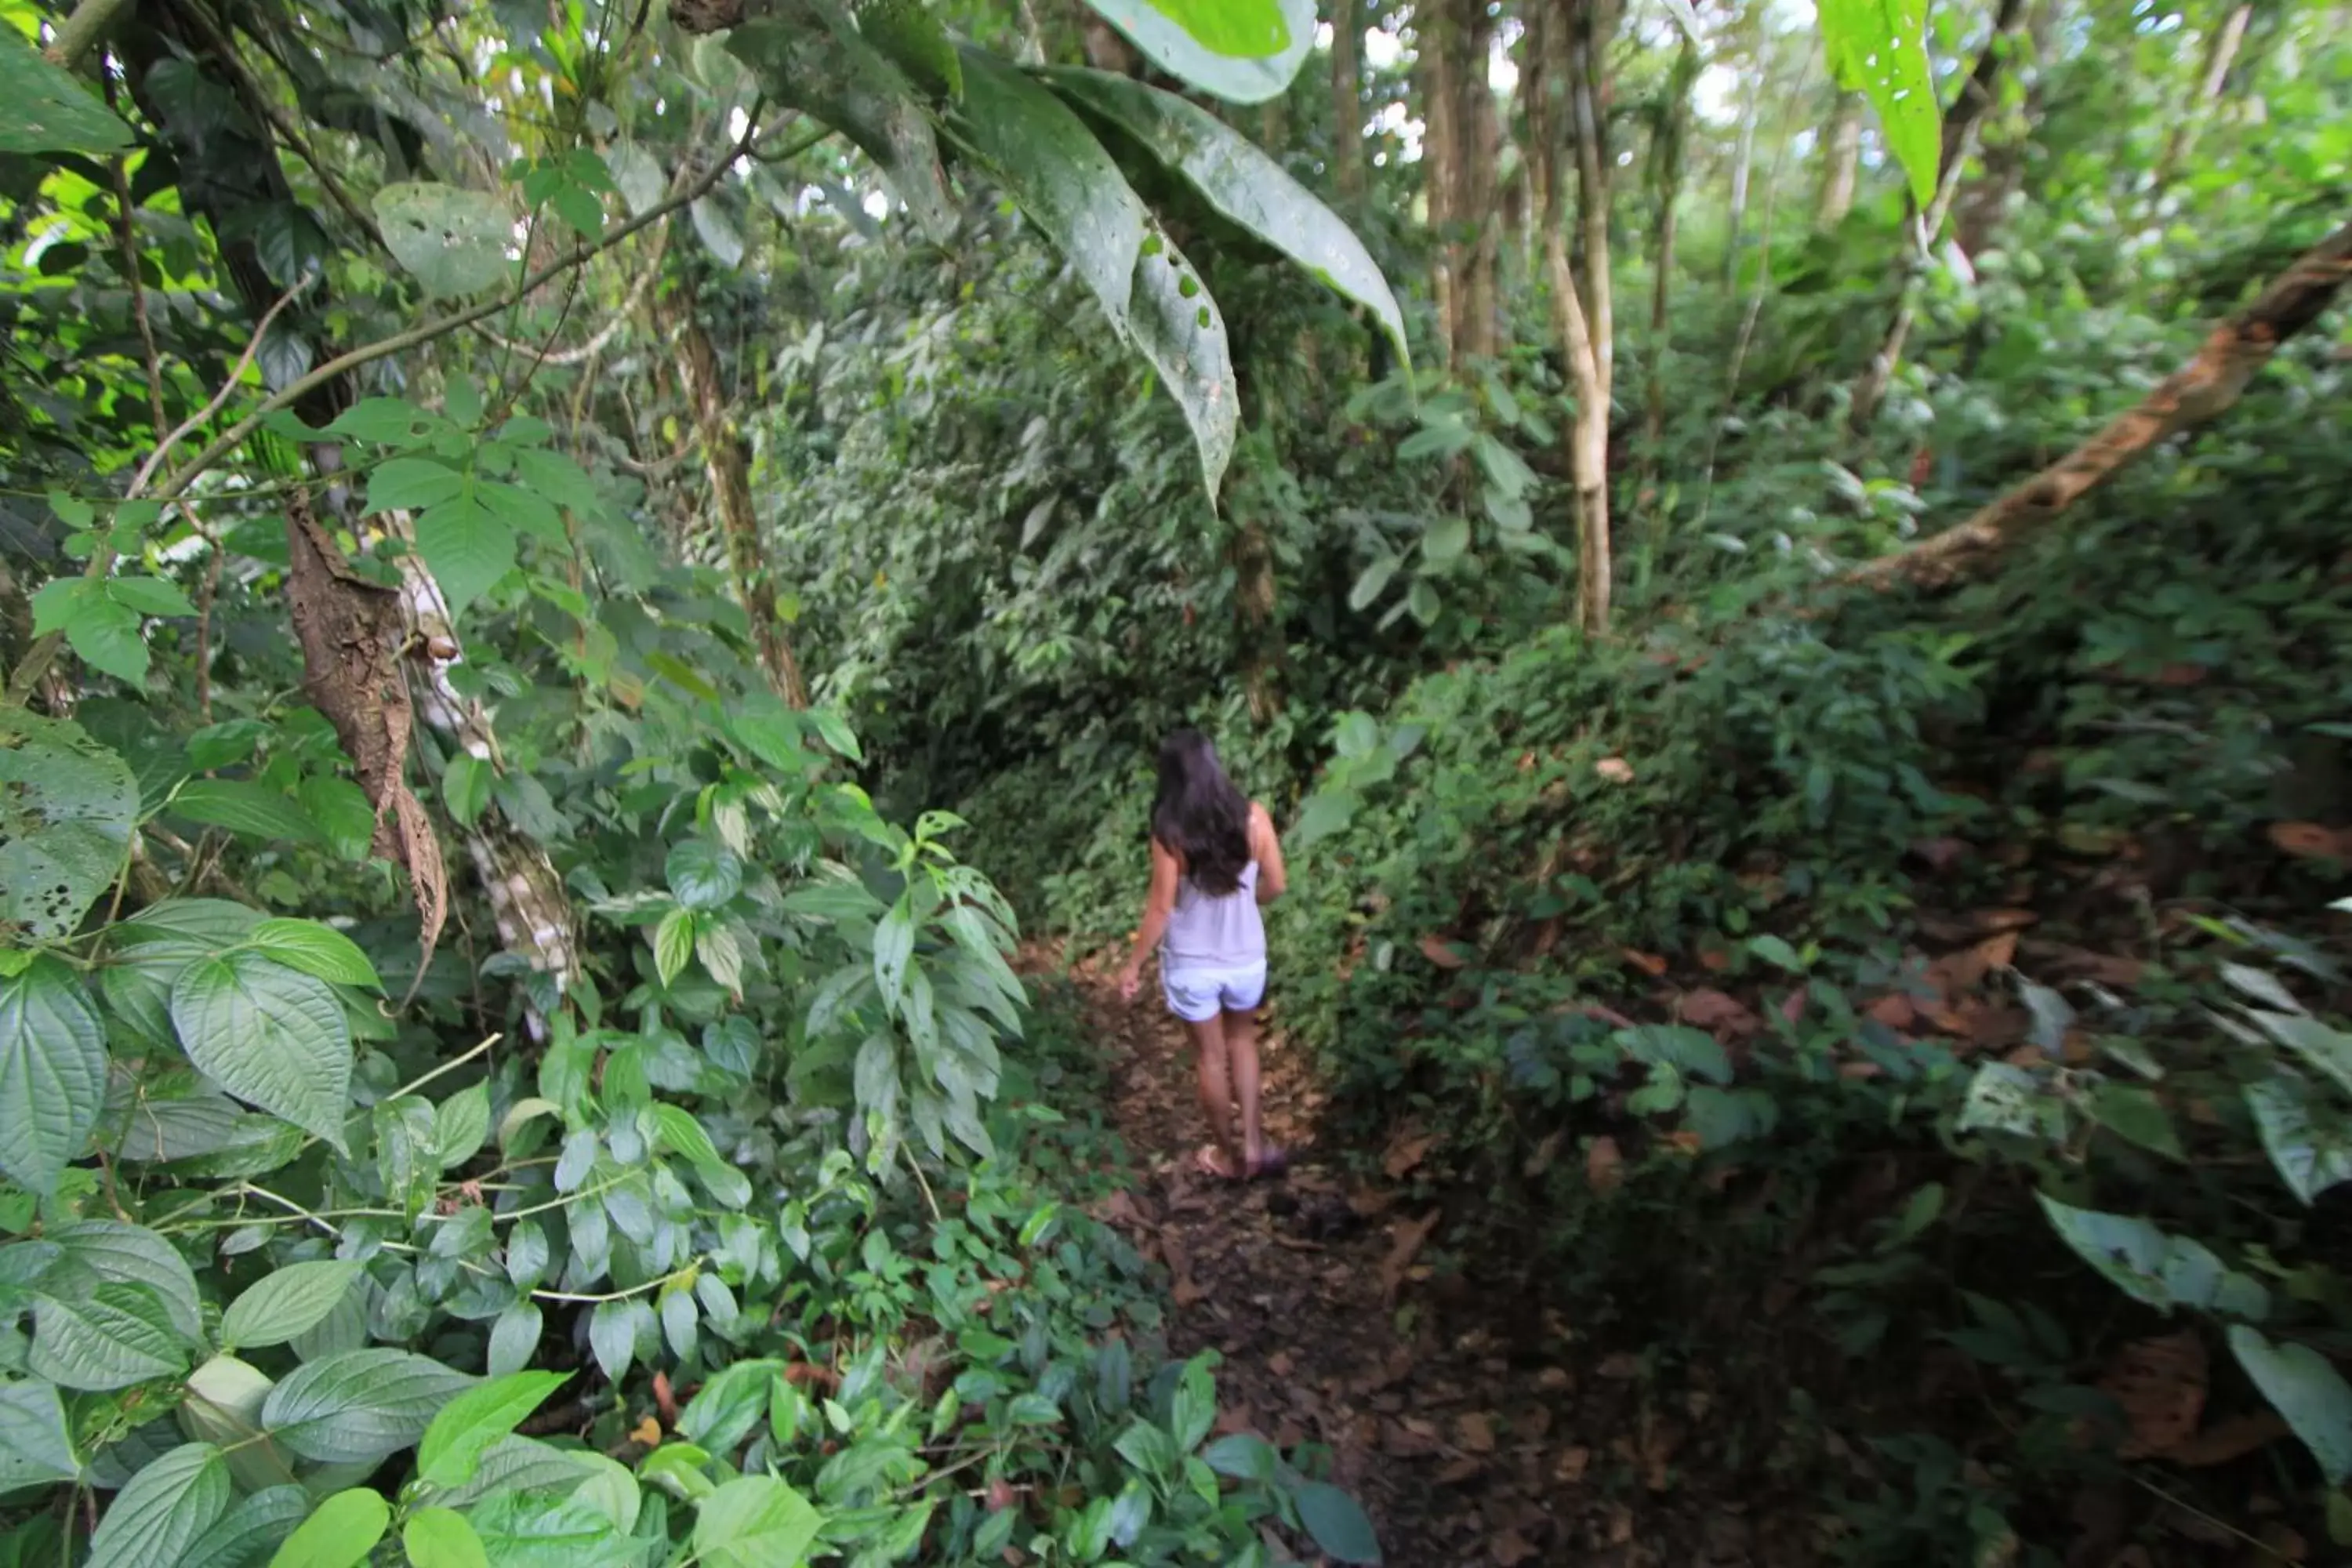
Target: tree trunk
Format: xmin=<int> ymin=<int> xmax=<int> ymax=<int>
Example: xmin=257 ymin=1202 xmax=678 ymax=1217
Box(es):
xmin=1817 ymin=91 xmax=1862 ymax=227
xmin=1848 ymin=0 xmax=2031 ymax=432
xmin=1458 ymin=0 xmax=1502 ymax=361
xmin=1532 ymin=0 xmax=1617 ymax=635
xmin=1642 ymin=37 xmax=1697 ymax=489
xmin=2151 ymin=2 xmax=2252 ymax=201
xmin=1419 ymin=5 xmax=1462 ymax=363
xmin=658 ymin=267 xmax=810 ymax=708
xmin=1329 ymin=0 xmax=1363 ymax=198
xmin=124 ymin=13 xmax=582 ymax=1030
xmin=1853 ymin=216 xmax=2352 ymax=590
xmin=1723 ymin=65 xmax=1760 ymax=283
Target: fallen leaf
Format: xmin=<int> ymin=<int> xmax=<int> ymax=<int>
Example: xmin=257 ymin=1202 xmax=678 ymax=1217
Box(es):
xmin=1557 ymin=1444 xmax=1591 ymax=1483
xmin=1380 ymin=1210 xmax=1440 ymax=1303
xmin=2161 ymin=1409 xmax=2287 ymax=1467
xmin=1535 ymin=1367 xmax=1573 ymax=1393
xmin=1910 ymin=837 xmax=1969 ymax=871
xmin=1493 ymin=1530 xmax=1541 ymax=1566
xmin=1418 ymin=934 xmax=1468 ymax=970
xmin=1597 ymin=1352 xmax=1642 ymax=1379
xmin=1523 ymin=1131 xmax=1563 ymax=1178
xmin=1384 ymin=1127 xmax=1436 ymax=1180
xmin=629 ymin=1414 xmax=662 ymax=1446
xmin=2100 ymin=1331 xmax=2207 ymax=1459
xmin=1595 ymin=757 xmax=1635 ymax=783
xmin=2269 ymin=822 xmax=2352 ymax=861
xmin=1585 ymin=1136 xmax=1624 ymax=1194
xmin=1663 ymin=1129 xmax=1705 ymax=1154
xmin=1865 ymin=993 xmax=1918 ymax=1030
xmin=652 ymin=1370 xmax=678 ymax=1427
xmin=1679 ymin=987 xmax=1759 ymax=1035
xmin=1437 ymin=1455 xmax=1484 ymax=1485
xmin=1620 ymin=948 xmax=1668 ymax=978
xmin=1267 ymin=1352 xmax=1294 ymax=1378
xmin=1457 ymin=1412 xmax=1497 ymax=1453
xmin=1779 ymin=989 xmax=1807 ymax=1025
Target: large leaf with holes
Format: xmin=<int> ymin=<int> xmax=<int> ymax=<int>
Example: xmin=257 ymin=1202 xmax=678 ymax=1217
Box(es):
xmin=721 ymin=0 xmax=954 ymax=241
xmin=0 ymin=710 xmax=137 ymax=939
xmin=1077 ymin=0 xmax=1313 ymax=105
xmin=260 ymin=1348 xmax=476 ymax=1464
xmin=1042 ymin=68 xmax=1406 ymax=367
xmin=946 ymin=49 xmax=1237 ymax=495
xmin=0 ymin=956 xmax=107 ymax=1195
xmin=375 ymin=183 xmax=514 ymax=298
xmin=169 ymin=952 xmax=354 ymax=1149
xmin=1818 ymin=0 xmax=1939 ymax=209
xmin=0 ymin=27 xmax=135 ymax=154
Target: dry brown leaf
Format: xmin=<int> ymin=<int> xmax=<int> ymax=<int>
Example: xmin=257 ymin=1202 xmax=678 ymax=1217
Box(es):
xmin=2100 ymin=1331 xmax=2208 ymax=1458
xmin=1523 ymin=1131 xmax=1563 ymax=1178
xmin=1266 ymin=1351 xmax=1294 ymax=1378
xmin=2160 ymin=1409 xmax=2288 ymax=1468
xmin=1910 ymin=837 xmax=1969 ymax=871
xmin=1457 ymin=1412 xmax=1498 ymax=1453
xmin=1585 ymin=1136 xmax=1625 ymax=1194
xmin=1557 ymin=1444 xmax=1592 ymax=1483
xmin=628 ymin=1414 xmax=662 ymax=1446
xmin=1384 ymin=1127 xmax=1436 ymax=1180
xmin=1679 ymin=987 xmax=1759 ymax=1035
xmin=1418 ymin=934 xmax=1468 ymax=970
xmin=1493 ymin=1530 xmax=1541 ymax=1566
xmin=1663 ymin=1129 xmax=1705 ymax=1154
xmin=1380 ymin=1210 xmax=1440 ymax=1303
xmin=1437 ymin=1455 xmax=1484 ymax=1485
xmin=1620 ymin=948 xmax=1668 ymax=978
xmin=1595 ymin=757 xmax=1635 ymax=782
xmin=1597 ymin=1352 xmax=1643 ymax=1379
xmin=2269 ymin=822 xmax=2352 ymax=861
xmin=1866 ymin=993 xmax=1918 ymax=1030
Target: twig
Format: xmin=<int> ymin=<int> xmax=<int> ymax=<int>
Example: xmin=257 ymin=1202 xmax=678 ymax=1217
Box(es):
xmin=149 ymin=112 xmax=769 ymax=507
xmin=103 ymin=76 xmax=169 ymax=439
xmin=131 ymin=279 xmax=313 ymax=499
xmin=40 ymin=0 xmax=135 ymax=70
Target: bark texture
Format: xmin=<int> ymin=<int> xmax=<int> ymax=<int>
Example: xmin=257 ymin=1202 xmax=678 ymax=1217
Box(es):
xmin=1853 ymin=217 xmax=2352 ymax=590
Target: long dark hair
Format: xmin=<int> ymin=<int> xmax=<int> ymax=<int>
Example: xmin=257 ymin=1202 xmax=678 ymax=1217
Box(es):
xmin=1151 ymin=729 xmax=1250 ymax=896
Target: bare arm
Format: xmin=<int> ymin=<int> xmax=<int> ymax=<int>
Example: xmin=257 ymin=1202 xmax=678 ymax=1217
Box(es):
xmin=1249 ymin=803 xmax=1287 ymax=904
xmin=1119 ymin=839 xmax=1182 ymax=988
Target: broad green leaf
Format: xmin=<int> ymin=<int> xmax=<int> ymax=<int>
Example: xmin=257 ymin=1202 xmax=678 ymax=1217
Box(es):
xmin=2035 ymin=1194 xmax=2268 ymax=1319
xmin=1293 ymin=1481 xmax=1381 ymax=1565
xmin=721 ymin=0 xmax=955 ymax=241
xmin=2256 ymin=1011 xmax=2352 ymax=1099
xmin=88 ymin=1443 xmax=231 ymax=1568
xmin=0 ymin=27 xmax=136 ymax=154
xmin=221 ymin=1261 xmax=365 ymax=1351
xmin=415 ymin=496 xmax=517 ymax=616
xmin=171 ymin=952 xmax=353 ymax=1149
xmin=366 ymin=457 xmax=466 ymax=513
xmin=108 ymin=575 xmax=198 ymax=618
xmin=1817 ymin=0 xmax=1938 ymax=210
xmin=172 ymin=780 xmax=322 ymax=844
xmin=1348 ymin=554 xmax=1399 ymax=612
xmin=1200 ymin=1432 xmax=1276 ymax=1483
xmin=178 ymin=1355 xmax=297 ymax=1494
xmin=179 ymin=1486 xmax=310 ymax=1568
xmin=416 ymin=1370 xmax=572 ymax=1488
xmin=48 ymin=1220 xmax=205 ymax=1338
xmin=2085 ymin=1083 xmax=2183 ymax=1160
xmin=511 ymin=448 xmax=601 ymax=517
xmin=375 ymin=183 xmax=514 ymax=298
xmin=1125 ymin=225 xmax=1237 ymax=497
xmin=30 ymin=1282 xmax=189 ymax=1389
xmin=434 ymin=1081 xmax=492 ymax=1169
xmin=653 ymin=907 xmax=695 ymax=988
xmin=487 ymin=1301 xmax=543 ymax=1377
xmin=873 ymin=897 xmax=916 ymax=1012
xmin=401 ymin=1508 xmax=492 ymax=1568
xmin=2246 ymin=1072 xmax=2352 ymax=1205
xmin=1042 ymin=68 xmax=1406 ymax=365
xmin=248 ymin=919 xmax=382 ymax=989
xmin=678 ymin=1359 xmax=784 ymax=1454
xmin=1290 ymin=789 xmax=1355 ymax=848
xmin=1421 ymin=515 xmax=1470 ymax=566
xmin=264 ymin=1487 xmax=388 ymax=1568
xmin=2229 ymin=1324 xmax=2352 ymax=1486
xmin=0 ymin=1377 xmax=79 ymax=1488
xmin=0 ymin=709 xmax=137 ymax=940
xmin=0 ymin=956 xmax=107 ymax=1194
xmin=1076 ymin=0 xmax=1312 ymax=104
xmin=666 ymin=839 xmax=745 ymax=911
xmin=260 ymin=1349 xmax=474 ymax=1465
xmin=692 ymin=1475 xmax=822 ymax=1568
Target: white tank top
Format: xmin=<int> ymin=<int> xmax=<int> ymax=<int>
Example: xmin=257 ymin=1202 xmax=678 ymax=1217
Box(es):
xmin=1162 ymin=857 xmax=1265 ymax=967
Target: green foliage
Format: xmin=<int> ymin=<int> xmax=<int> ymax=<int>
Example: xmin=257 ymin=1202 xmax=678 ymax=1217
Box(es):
xmin=1817 ymin=0 xmax=1939 ymax=209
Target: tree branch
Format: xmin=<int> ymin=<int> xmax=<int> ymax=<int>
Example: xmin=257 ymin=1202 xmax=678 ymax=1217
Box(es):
xmin=41 ymin=0 xmax=136 ymax=69
xmin=151 ymin=114 xmax=766 ymax=506
xmin=1850 ymin=216 xmax=2352 ymax=591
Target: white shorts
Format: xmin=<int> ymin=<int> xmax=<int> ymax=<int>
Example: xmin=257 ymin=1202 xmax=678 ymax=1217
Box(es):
xmin=1161 ymin=961 xmax=1267 ymax=1024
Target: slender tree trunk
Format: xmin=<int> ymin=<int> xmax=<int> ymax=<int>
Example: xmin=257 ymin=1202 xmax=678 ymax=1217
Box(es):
xmin=1458 ymin=0 xmax=1502 ymax=361
xmin=1955 ymin=0 xmax=2059 ymax=260
xmin=1420 ymin=3 xmax=1464 ymax=364
xmin=1817 ymin=91 xmax=1862 ymax=227
xmin=1329 ymin=0 xmax=1363 ymax=199
xmin=658 ymin=268 xmax=809 ymax=709
xmin=1723 ymin=65 xmax=1760 ymax=283
xmin=1853 ymin=216 xmax=2352 ymax=590
xmin=1849 ymin=0 xmax=2031 ymax=432
xmin=1532 ymin=0 xmax=1617 ymax=635
xmin=1642 ymin=38 xmax=1697 ymax=490
xmin=2151 ymin=2 xmax=2252 ymax=201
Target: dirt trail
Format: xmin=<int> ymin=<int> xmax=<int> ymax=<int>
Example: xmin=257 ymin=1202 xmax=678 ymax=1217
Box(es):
xmin=1054 ymin=957 xmax=1759 ymax=1568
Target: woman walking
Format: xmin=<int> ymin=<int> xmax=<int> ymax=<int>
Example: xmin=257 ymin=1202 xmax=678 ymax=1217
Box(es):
xmin=1117 ymin=729 xmax=1289 ymax=1181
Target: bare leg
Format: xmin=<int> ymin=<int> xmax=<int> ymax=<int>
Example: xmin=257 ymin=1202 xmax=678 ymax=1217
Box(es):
xmin=1180 ymin=1014 xmax=1241 ymax=1175
xmin=1223 ymin=1006 xmax=1265 ymax=1171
